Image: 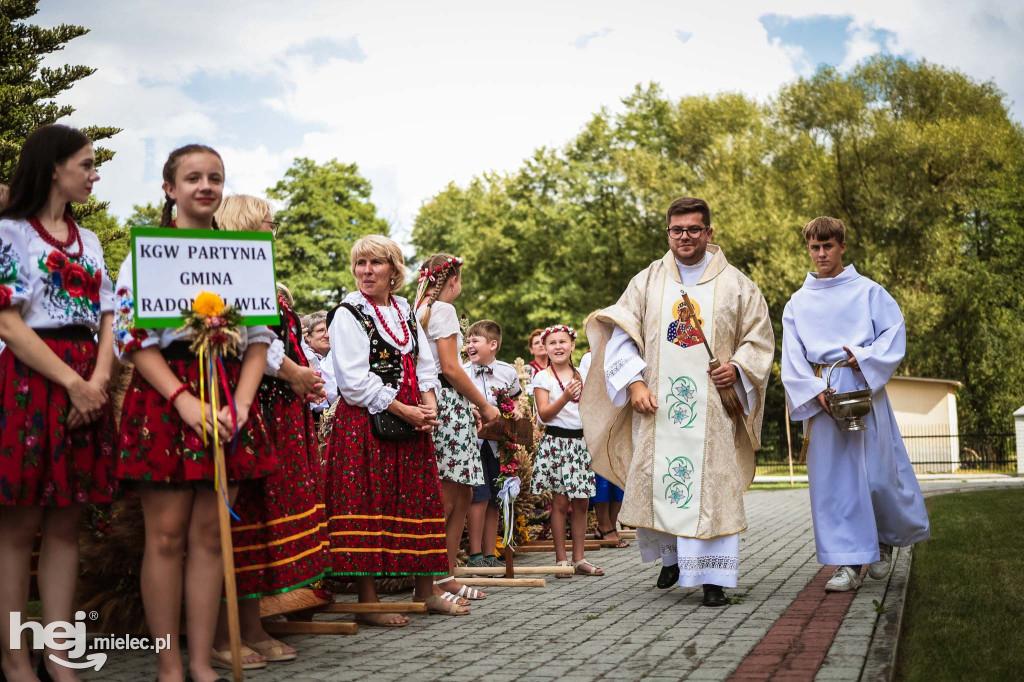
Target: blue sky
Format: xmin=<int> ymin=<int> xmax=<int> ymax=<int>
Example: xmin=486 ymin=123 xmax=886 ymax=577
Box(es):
xmin=34 ymin=1 xmax=1024 ymax=241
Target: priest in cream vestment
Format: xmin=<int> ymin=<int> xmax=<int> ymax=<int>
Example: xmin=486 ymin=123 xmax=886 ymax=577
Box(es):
xmin=582 ymin=197 xmax=774 ymax=606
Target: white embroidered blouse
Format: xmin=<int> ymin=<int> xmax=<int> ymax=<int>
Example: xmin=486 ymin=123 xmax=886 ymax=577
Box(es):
xmin=328 ymin=291 xmax=439 ymax=414
xmin=0 ymin=218 xmax=114 ymax=330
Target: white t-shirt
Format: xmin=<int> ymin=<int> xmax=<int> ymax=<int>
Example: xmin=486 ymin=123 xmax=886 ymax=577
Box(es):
xmin=419 ymin=300 xmax=462 ymax=379
xmin=530 ymin=366 xmax=584 ymax=430
xmin=0 ymin=218 xmax=114 ymax=330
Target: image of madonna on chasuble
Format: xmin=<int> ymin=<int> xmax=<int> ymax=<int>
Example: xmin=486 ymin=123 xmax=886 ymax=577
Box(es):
xmin=581 ymin=245 xmax=774 ymax=587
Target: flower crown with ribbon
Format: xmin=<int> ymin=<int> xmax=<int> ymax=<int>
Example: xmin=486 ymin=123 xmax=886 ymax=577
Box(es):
xmin=417 ymin=256 xmax=464 ymax=284
xmin=540 ymin=324 xmax=577 ymax=342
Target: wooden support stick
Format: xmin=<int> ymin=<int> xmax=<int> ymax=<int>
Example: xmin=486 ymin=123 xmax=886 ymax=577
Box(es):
xmin=263 ymin=621 xmax=358 ymax=636
xmin=455 ymin=565 xmax=573 ymax=576
xmin=319 ymin=602 xmax=426 ymax=613
xmin=504 ymin=545 xmax=514 ymax=579
xmin=519 ymin=541 xmax=602 ymax=550
xmin=457 ymin=578 xmax=546 ymax=587
xmin=214 ymin=440 xmax=244 ymax=682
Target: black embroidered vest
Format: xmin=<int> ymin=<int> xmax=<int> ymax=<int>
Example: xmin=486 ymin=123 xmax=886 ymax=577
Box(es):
xmin=338 ymin=301 xmax=419 ymax=389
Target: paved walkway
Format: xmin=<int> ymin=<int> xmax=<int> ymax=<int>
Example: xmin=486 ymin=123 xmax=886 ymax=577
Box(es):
xmin=83 ymin=478 xmax=1023 ymax=682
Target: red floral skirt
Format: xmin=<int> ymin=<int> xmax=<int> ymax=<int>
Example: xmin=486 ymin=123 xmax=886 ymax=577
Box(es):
xmin=324 ymin=357 xmax=448 ymax=577
xmin=116 ymin=354 xmax=276 ymax=484
xmin=231 ymin=377 xmax=328 ymax=598
xmin=0 ymin=340 xmax=117 ymax=506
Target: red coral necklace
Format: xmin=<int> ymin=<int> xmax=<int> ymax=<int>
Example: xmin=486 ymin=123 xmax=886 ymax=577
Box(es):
xmin=366 ymin=294 xmax=410 ymax=346
xmin=29 ymin=213 xmax=83 ymax=258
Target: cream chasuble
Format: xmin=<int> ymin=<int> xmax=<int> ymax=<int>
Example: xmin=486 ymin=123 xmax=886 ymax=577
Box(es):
xmin=581 ymin=246 xmax=774 ymax=540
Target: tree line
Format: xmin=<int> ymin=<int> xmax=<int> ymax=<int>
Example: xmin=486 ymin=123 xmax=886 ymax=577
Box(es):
xmin=4 ymin=2 xmax=1022 ymax=433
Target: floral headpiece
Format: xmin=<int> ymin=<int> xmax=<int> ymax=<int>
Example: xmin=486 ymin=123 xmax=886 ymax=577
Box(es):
xmin=417 ymin=256 xmax=463 ymax=284
xmin=540 ymin=324 xmax=577 ymax=342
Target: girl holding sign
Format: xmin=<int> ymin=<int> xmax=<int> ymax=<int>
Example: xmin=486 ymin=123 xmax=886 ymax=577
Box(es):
xmin=114 ymin=145 xmax=277 ymax=682
xmin=211 ymin=194 xmax=328 ymax=669
xmin=0 ymin=124 xmax=118 ymax=682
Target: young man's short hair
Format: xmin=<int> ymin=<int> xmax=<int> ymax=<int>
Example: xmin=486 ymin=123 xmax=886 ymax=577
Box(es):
xmin=467 ymin=319 xmax=502 ymax=351
xmin=666 ymin=197 xmax=711 ymax=228
xmin=802 ymin=216 xmax=847 ymax=244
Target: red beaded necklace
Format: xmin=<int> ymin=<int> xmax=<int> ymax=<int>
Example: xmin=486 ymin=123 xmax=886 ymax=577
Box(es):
xmin=366 ymin=294 xmax=410 ymax=347
xmin=551 ymin=365 xmax=580 ymax=403
xmin=29 ymin=213 xmax=83 ymax=258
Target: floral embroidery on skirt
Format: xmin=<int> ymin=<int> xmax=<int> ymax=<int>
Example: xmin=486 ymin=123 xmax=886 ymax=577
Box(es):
xmin=0 ymin=341 xmax=118 ymax=506
xmin=432 ymin=386 xmax=484 ymax=486
xmin=324 ymin=355 xmax=448 ymax=577
xmin=231 ymin=376 xmax=328 ymax=598
xmin=116 ymin=357 xmax=276 ymax=484
xmin=530 ymin=434 xmax=596 ymax=499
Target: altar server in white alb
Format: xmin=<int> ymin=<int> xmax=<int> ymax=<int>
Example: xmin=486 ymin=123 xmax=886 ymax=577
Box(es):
xmin=781 ymin=216 xmax=929 ymax=593
xmin=582 ymin=197 xmax=774 ymax=607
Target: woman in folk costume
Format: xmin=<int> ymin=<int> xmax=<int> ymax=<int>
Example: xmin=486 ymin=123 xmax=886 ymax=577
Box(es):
xmin=531 ymin=325 xmax=604 ymax=577
xmin=415 ymin=253 xmax=501 ymax=602
xmin=525 ymin=328 xmax=548 ymax=385
xmin=209 ymin=195 xmax=328 ymax=670
xmin=0 ymin=124 xmax=118 ymax=681
xmin=782 ymin=217 xmax=929 ymax=593
xmin=582 ymin=197 xmax=774 ymax=607
xmin=114 ymin=145 xmax=277 ymax=682
xmin=325 ymin=235 xmax=468 ymax=626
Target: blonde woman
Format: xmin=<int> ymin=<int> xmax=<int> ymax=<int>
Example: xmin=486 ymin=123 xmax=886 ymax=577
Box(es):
xmin=324 ymin=235 xmax=469 ymax=625
xmin=210 ymin=194 xmax=328 ymax=670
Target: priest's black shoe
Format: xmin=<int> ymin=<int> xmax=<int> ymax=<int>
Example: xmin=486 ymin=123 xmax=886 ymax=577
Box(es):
xmin=656 ymin=564 xmax=679 ymax=589
xmin=702 ymin=583 xmax=727 ymax=607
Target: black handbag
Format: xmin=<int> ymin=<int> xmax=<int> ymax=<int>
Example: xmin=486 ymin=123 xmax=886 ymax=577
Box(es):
xmin=370 ymin=411 xmax=417 ymax=441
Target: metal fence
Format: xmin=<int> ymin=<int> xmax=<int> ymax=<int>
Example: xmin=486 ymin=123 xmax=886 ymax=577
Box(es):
xmin=754 ymin=422 xmax=1018 ymax=476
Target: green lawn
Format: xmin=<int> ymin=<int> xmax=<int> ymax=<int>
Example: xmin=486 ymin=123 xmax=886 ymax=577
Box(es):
xmin=747 ymin=481 xmax=808 ymax=491
xmin=896 ymin=489 xmax=1024 ymax=681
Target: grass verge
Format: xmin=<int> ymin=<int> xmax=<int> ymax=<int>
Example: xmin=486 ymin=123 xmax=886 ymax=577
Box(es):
xmin=896 ymin=488 xmax=1024 ymax=681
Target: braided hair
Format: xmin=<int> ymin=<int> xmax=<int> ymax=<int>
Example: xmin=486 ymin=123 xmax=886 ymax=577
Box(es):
xmin=414 ymin=253 xmax=462 ymax=330
xmin=160 ymin=144 xmax=223 ymax=228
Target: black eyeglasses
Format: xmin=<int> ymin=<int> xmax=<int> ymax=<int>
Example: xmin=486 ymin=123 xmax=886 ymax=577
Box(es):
xmin=667 ymin=226 xmax=708 ymax=239
xmin=263 ymin=220 xmax=280 ymax=236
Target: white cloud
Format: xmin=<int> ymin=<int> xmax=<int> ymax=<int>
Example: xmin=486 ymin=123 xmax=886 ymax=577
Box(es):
xmin=28 ymin=0 xmax=1024 ymax=242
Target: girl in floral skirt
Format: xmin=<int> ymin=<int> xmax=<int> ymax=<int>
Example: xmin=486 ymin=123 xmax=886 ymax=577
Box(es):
xmin=0 ymin=124 xmax=118 ymax=681
xmin=531 ymin=325 xmax=603 ymax=577
xmin=211 ymin=195 xmax=328 ymax=671
xmin=114 ymin=146 xmax=277 ymax=682
xmin=415 ymin=253 xmax=500 ymax=603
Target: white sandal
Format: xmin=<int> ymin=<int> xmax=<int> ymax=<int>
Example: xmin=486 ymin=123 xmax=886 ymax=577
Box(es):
xmin=555 ymin=559 xmax=572 ymax=579
xmin=433 ymin=576 xmax=477 ymax=603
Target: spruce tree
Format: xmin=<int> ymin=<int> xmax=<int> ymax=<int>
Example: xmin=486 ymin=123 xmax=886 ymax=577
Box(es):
xmin=1 ymin=0 xmax=120 ymax=217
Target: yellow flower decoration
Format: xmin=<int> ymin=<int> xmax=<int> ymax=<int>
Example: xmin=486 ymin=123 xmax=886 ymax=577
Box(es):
xmin=193 ymin=291 xmax=225 ymax=317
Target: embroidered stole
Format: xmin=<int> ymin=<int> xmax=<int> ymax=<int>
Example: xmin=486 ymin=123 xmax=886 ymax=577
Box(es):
xmin=652 ymin=275 xmax=718 ymax=536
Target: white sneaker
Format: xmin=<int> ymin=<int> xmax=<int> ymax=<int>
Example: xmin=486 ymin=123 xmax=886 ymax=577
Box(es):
xmin=825 ymin=565 xmax=862 ymax=592
xmin=868 ymin=544 xmax=893 ymax=580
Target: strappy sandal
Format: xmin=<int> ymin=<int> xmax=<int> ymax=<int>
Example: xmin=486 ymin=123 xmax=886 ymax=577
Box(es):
xmin=356 ymin=612 xmax=410 ymax=627
xmin=555 ymin=559 xmax=572 ymax=579
xmin=422 ymin=592 xmax=470 ymax=615
xmin=595 ymin=527 xmax=630 ymax=548
xmin=247 ymin=638 xmax=297 ymax=662
xmin=436 ymin=574 xmax=486 ymax=600
xmin=572 ymin=558 xmax=605 ymax=576
xmin=210 ymin=645 xmax=267 ymax=670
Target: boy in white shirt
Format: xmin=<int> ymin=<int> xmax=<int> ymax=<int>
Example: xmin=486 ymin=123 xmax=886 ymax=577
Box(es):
xmin=462 ymin=320 xmax=522 ymax=567
xmin=782 ymin=216 xmax=929 ymax=592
